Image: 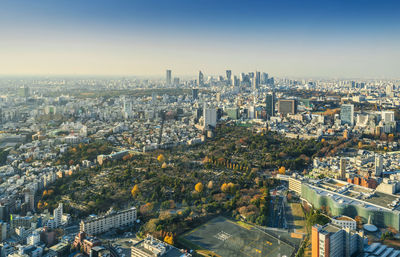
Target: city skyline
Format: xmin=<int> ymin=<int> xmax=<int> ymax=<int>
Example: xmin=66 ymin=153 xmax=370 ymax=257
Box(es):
xmin=0 ymin=0 xmax=399 ymax=78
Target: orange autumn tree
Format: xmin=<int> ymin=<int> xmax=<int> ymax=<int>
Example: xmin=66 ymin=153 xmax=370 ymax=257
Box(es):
xmin=221 ymin=183 xmax=229 ymax=193
xmin=164 ymin=233 xmax=174 ymax=245
xmin=221 ymin=183 xmax=236 ymax=194
xmin=279 ymin=166 xmax=286 ymax=175
xmin=195 ymin=182 xmax=203 ymax=193
xmin=131 ymin=185 xmax=139 ymax=197
xmin=157 ymin=154 xmax=165 ymax=162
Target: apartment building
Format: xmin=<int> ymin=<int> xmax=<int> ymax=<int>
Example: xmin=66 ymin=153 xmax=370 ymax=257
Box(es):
xmin=80 ymin=207 xmax=136 ymax=235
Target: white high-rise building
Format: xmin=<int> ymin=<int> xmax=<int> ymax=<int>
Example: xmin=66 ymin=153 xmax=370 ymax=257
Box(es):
xmin=340 ymin=104 xmax=354 ymax=126
xmin=375 ymin=154 xmax=383 ymax=177
xmin=123 ymin=98 xmax=133 ymax=119
xmin=53 ymin=203 xmax=63 ymax=228
xmin=203 ymin=103 xmax=217 ymax=129
xmin=80 ymin=207 xmax=137 ymax=235
xmin=382 ymin=111 xmax=395 ymax=123
xmin=27 ymin=231 xmax=41 ymax=245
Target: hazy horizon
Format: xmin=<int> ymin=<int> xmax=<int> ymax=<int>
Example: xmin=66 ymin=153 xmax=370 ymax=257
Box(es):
xmin=1 ymin=0 xmax=399 ymax=79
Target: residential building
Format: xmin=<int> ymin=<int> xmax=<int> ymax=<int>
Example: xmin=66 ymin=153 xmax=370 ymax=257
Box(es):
xmin=340 ymin=104 xmax=354 ymax=126
xmin=312 ymin=223 xmax=363 ymax=257
xmin=278 ymin=99 xmax=297 ymax=115
xmin=53 ymin=203 xmax=63 ymax=228
xmin=79 ymin=207 xmax=136 ymax=235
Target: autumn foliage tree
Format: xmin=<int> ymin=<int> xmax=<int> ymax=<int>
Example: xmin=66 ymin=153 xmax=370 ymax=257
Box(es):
xmin=279 ymin=166 xmax=286 ymax=175
xmin=131 ymin=185 xmax=139 ymax=197
xmin=221 ymin=183 xmax=229 ymax=193
xmin=164 ymin=233 xmax=174 ymax=245
xmin=221 ymin=182 xmax=237 ymax=194
xmin=157 ymin=154 xmax=165 ymax=162
xmin=195 ymin=182 xmax=203 ymax=193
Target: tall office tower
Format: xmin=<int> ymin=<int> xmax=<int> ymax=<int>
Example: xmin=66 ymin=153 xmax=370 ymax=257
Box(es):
xmin=277 ymin=99 xmax=297 ymax=115
xmin=240 ymin=73 xmax=246 ymax=82
xmin=173 ymin=77 xmax=180 ymax=86
xmin=265 ymin=92 xmax=275 ymax=117
xmin=382 ymin=111 xmax=395 ymax=123
xmin=123 ymin=97 xmax=133 ymax=119
xmin=53 ymin=203 xmax=63 ymax=228
xmin=374 ymin=154 xmax=383 ymax=177
xmin=18 ymin=86 xmax=30 ymax=97
xmin=340 ymin=104 xmax=354 ymax=126
xmin=233 ymin=76 xmax=240 ymax=87
xmin=226 ymin=70 xmax=232 ymax=85
xmin=24 ymin=190 xmax=35 ymax=211
xmin=203 ymin=103 xmax=217 ymax=129
xmin=192 ymin=88 xmax=199 ymax=100
xmin=262 ymin=72 xmax=269 ymax=84
xmin=198 ymin=71 xmax=204 ymax=87
xmin=339 ymin=158 xmax=347 ymax=179
xmin=312 ymin=223 xmax=363 ymax=257
xmin=166 ymin=70 xmax=172 ymax=85
xmin=255 ymin=71 xmax=261 ymax=88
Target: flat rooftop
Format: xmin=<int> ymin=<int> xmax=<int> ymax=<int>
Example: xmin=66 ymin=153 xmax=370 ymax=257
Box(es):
xmin=133 ymin=239 xmax=187 ymax=257
xmin=309 ymin=179 xmax=400 ymax=211
xmin=322 ymin=224 xmax=342 ymax=234
xmin=364 ymin=192 xmax=398 ymax=209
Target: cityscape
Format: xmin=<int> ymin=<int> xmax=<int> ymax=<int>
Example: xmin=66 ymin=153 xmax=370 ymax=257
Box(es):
xmin=1 ymin=1 xmax=400 ymax=257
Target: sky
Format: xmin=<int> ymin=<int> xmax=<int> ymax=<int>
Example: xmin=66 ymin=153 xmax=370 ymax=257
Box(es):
xmin=0 ymin=0 xmax=399 ymax=78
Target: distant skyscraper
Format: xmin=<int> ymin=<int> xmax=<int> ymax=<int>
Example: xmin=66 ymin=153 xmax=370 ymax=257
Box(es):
xmin=278 ymin=99 xmax=297 ymax=115
xmin=262 ymin=72 xmax=269 ymax=84
xmin=173 ymin=77 xmax=180 ymax=86
xmin=198 ymin=71 xmax=204 ymax=87
xmin=233 ymin=76 xmax=240 ymax=88
xmin=226 ymin=70 xmax=232 ymax=85
xmin=192 ymin=88 xmax=199 ymax=100
xmin=265 ymin=92 xmax=275 ymax=117
xmin=18 ymin=86 xmax=30 ymax=98
xmin=340 ymin=104 xmax=354 ymax=126
xmin=166 ymin=70 xmax=172 ymax=85
xmin=255 ymin=71 xmax=260 ymax=87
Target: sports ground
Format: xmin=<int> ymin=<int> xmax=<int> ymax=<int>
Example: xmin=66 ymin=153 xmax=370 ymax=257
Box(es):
xmin=181 ymin=216 xmax=295 ymax=257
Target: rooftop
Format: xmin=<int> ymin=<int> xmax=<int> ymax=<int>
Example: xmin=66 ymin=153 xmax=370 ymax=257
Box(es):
xmin=308 ymin=178 xmax=400 ymax=212
xmin=133 ymin=236 xmax=190 ymax=257
xmin=335 ymin=216 xmax=355 ymax=222
xmin=322 ymin=224 xmax=342 ymax=234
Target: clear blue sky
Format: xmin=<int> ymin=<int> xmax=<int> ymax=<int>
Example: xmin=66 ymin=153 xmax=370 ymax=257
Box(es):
xmin=0 ymin=0 xmax=399 ymax=78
